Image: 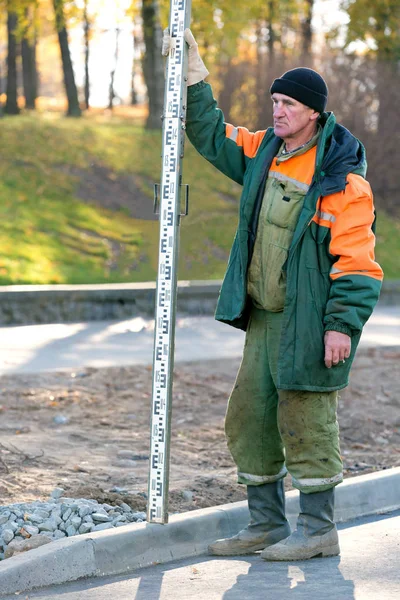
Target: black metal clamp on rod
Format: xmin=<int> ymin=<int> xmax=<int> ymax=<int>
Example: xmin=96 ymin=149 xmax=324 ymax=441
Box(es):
xmin=153 ymin=183 xmax=189 ymax=217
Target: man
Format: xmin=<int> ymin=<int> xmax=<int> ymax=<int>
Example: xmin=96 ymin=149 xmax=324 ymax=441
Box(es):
xmin=162 ymin=30 xmax=383 ymax=561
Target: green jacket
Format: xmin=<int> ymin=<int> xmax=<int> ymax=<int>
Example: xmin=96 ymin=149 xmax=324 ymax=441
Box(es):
xmin=186 ymin=82 xmax=383 ymax=391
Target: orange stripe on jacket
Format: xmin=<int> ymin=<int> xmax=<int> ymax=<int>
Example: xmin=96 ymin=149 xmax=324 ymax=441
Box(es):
xmin=225 ymin=124 xmax=267 ymax=159
xmin=322 ymin=174 xmax=383 ymax=281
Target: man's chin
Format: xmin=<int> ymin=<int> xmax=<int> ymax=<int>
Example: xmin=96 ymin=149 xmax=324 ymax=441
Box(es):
xmin=274 ymin=125 xmax=287 ymax=138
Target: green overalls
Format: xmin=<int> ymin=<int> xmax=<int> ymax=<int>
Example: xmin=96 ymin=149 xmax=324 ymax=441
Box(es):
xmin=225 ymin=133 xmax=343 ymax=494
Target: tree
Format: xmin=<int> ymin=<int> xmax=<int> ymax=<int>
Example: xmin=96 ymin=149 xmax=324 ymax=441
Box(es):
xmin=130 ymin=16 xmax=141 ymax=105
xmin=108 ymin=27 xmax=121 ymax=109
xmin=53 ymin=0 xmax=81 ymax=116
xmin=21 ymin=5 xmax=38 ymax=109
xmin=5 ymin=7 xmax=20 ymax=115
xmin=343 ymin=0 xmax=400 ymax=128
xmin=344 ymin=0 xmax=400 ymax=61
xmin=301 ymin=0 xmax=314 ymax=59
xmin=341 ymin=0 xmax=400 ymax=209
xmin=83 ymin=0 xmax=90 ymax=109
xmin=141 ymin=0 xmax=163 ymax=129
xmin=80 ymin=0 xmax=102 ymax=110
xmin=0 ymin=60 xmax=4 ymax=117
xmin=135 ymin=0 xmax=311 ymax=127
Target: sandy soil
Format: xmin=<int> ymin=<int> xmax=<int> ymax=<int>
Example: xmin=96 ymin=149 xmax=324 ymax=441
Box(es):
xmin=0 ymin=346 xmax=399 ymax=514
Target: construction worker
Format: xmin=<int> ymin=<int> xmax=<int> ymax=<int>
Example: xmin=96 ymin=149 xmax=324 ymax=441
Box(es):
xmin=162 ymin=29 xmax=383 ymax=561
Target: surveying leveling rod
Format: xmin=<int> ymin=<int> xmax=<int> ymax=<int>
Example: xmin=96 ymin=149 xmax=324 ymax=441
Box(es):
xmin=147 ymin=0 xmax=192 ymax=524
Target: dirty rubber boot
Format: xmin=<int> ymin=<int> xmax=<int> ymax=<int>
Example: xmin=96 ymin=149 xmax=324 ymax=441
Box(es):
xmin=261 ymin=488 xmax=340 ymax=561
xmin=208 ymin=480 xmax=291 ymax=556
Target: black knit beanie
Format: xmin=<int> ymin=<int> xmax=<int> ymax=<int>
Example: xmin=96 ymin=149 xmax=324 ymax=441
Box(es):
xmin=270 ymin=67 xmax=328 ymax=113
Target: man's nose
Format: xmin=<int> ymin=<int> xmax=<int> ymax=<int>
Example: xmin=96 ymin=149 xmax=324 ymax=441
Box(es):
xmin=273 ymin=103 xmax=284 ymax=117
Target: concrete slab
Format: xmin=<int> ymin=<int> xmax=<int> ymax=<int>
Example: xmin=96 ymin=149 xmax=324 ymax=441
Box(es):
xmin=0 ymin=306 xmax=399 ymax=375
xmin=0 ymin=468 xmax=399 ymax=597
xmin=1 ymin=511 xmax=399 ymax=599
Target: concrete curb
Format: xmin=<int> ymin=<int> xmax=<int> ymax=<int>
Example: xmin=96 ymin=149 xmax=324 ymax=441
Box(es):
xmin=0 ymin=280 xmax=220 ymax=325
xmin=0 ymin=467 xmax=399 ymax=596
xmin=0 ymin=279 xmax=397 ymax=325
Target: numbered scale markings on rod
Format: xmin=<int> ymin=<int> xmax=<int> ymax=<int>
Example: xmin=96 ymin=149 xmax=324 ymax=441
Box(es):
xmin=148 ymin=0 xmax=191 ymax=525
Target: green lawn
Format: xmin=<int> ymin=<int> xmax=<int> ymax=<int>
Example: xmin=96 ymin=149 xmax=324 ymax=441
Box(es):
xmin=0 ymin=113 xmax=397 ymax=284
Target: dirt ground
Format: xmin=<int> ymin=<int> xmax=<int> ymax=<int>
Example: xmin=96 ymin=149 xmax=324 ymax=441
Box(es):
xmin=0 ymin=346 xmax=399 ymax=515
xmin=59 ymin=162 xmax=157 ymax=222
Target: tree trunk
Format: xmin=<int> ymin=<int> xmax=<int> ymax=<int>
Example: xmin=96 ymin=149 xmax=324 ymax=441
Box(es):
xmin=5 ymin=11 xmax=20 ymax=115
xmin=53 ymin=0 xmax=81 ymax=117
xmin=131 ymin=24 xmax=138 ymax=105
xmin=21 ymin=37 xmax=38 ymax=109
xmin=21 ymin=7 xmax=38 ymax=110
xmin=0 ymin=59 xmax=4 ymax=117
xmin=267 ymin=1 xmax=276 ymax=64
xmin=219 ymin=57 xmax=234 ymax=121
xmin=375 ymin=58 xmax=397 ymax=207
xmin=301 ymin=0 xmax=314 ymax=59
xmin=131 ymin=71 xmax=138 ymax=106
xmin=108 ymin=28 xmax=120 ymax=110
xmin=83 ymin=0 xmax=90 ymax=109
xmin=141 ymin=0 xmax=164 ymax=129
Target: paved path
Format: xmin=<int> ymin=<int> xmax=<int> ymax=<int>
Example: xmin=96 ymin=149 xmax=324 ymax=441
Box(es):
xmin=2 ymin=511 xmax=399 ymax=600
xmin=0 ymin=306 xmax=398 ymax=375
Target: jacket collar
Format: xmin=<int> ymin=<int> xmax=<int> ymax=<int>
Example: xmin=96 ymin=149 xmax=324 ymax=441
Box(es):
xmin=268 ymin=112 xmax=367 ymax=197
xmin=314 ymin=112 xmax=367 ymax=196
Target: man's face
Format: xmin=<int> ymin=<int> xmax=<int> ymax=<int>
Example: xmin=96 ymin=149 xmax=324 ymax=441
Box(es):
xmin=272 ymin=93 xmax=318 ymax=140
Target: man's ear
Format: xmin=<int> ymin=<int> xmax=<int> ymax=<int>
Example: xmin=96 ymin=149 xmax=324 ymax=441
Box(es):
xmin=310 ymin=110 xmax=320 ymax=122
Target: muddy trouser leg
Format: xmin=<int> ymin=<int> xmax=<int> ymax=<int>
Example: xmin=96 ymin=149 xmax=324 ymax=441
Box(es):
xmin=260 ymin=362 xmax=343 ymax=560
xmin=209 ymin=307 xmax=290 ymax=555
xmin=278 ymin=389 xmax=343 ymax=494
xmin=225 ymin=306 xmax=286 ymax=486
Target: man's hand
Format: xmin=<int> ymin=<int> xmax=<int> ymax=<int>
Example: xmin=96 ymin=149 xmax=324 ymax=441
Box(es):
xmin=324 ymin=331 xmax=351 ymax=368
xmin=162 ymin=28 xmax=209 ymax=86
xmin=162 ymin=28 xmax=174 ymax=56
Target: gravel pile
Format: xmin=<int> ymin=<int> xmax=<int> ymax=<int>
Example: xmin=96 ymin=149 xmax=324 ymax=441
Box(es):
xmin=0 ymin=487 xmax=146 ymax=560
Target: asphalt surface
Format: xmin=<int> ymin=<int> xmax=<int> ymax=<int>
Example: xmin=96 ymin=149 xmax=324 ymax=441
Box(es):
xmin=0 ymin=306 xmax=398 ymax=374
xmin=2 ymin=511 xmax=399 ymax=600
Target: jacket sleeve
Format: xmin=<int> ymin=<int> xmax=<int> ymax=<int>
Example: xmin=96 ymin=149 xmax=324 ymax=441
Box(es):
xmin=322 ymin=174 xmax=383 ymax=336
xmin=186 ymin=81 xmax=267 ymax=185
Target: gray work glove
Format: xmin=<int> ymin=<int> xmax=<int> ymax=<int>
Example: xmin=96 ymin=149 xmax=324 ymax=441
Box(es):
xmin=162 ymin=28 xmax=209 ymax=86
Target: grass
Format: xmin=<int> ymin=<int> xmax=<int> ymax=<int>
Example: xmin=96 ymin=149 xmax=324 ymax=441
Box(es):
xmin=0 ymin=111 xmax=397 ymax=284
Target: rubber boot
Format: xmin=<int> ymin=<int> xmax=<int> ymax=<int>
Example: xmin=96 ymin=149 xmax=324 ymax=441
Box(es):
xmin=208 ymin=480 xmax=291 ymax=556
xmin=261 ymin=488 xmax=340 ymax=561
